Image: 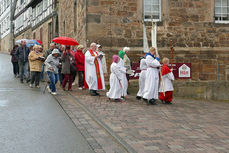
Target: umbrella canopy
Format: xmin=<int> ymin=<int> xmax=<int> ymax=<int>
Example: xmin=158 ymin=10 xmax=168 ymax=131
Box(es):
xmin=26 ymin=40 xmax=41 ymax=48
xmin=52 ymin=37 xmax=79 ymax=46
xmin=36 ymin=39 xmax=43 ymax=45
xmin=15 ymin=39 xmax=29 ymax=45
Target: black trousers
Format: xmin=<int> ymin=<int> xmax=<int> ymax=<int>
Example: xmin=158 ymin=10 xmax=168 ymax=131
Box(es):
xmin=30 ymin=71 xmax=41 ymax=86
xmin=78 ymin=71 xmax=84 ymax=87
xmin=72 ymin=71 xmax=77 ymax=83
xmin=12 ymin=62 xmax=19 ymax=75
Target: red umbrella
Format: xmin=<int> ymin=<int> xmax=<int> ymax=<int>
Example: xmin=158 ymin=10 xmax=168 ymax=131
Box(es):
xmin=36 ymin=39 xmax=43 ymax=45
xmin=52 ymin=37 xmax=79 ymax=46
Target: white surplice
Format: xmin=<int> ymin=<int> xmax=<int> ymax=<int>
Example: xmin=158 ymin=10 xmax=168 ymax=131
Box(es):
xmin=117 ymin=58 xmax=128 ymax=97
xmin=106 ymin=63 xmax=123 ymax=99
xmin=137 ymin=59 xmax=147 ymax=97
xmin=159 ymin=72 xmax=174 ymax=92
xmin=85 ymin=50 xmax=105 ymax=90
xmin=143 ymin=55 xmax=161 ymax=100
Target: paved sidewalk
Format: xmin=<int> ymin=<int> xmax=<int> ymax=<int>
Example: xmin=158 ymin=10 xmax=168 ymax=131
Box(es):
xmin=57 ymin=87 xmax=229 ymax=153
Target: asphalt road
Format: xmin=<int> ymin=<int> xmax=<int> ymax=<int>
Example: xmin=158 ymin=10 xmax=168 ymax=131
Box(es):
xmin=0 ymin=53 xmax=94 ymax=153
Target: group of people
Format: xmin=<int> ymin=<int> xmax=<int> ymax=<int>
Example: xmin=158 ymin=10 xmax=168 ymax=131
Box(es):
xmin=10 ymin=40 xmax=90 ymax=95
xmin=10 ymin=40 xmax=174 ymax=104
xmin=106 ymin=47 xmax=174 ymax=104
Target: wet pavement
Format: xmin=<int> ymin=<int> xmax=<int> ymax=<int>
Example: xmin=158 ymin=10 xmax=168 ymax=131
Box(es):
xmin=0 ymin=53 xmax=94 ymax=153
xmin=57 ymin=78 xmax=229 ymax=153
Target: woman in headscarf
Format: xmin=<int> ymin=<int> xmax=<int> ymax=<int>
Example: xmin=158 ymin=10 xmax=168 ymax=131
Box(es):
xmin=106 ymin=55 xmax=123 ymax=102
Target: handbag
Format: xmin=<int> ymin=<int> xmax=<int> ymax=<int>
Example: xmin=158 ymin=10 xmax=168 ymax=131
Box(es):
xmin=70 ymin=57 xmax=77 ymax=73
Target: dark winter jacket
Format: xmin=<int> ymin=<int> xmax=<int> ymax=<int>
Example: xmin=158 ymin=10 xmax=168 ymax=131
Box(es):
xmin=15 ymin=46 xmax=30 ymax=62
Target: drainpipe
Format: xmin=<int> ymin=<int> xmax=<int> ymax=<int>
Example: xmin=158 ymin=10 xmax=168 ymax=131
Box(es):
xmin=10 ymin=0 xmax=18 ymax=48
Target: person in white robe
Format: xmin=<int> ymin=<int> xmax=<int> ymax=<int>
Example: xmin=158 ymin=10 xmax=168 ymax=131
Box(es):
xmin=97 ymin=44 xmax=107 ymax=74
xmin=143 ymin=47 xmax=160 ymax=105
xmin=85 ymin=43 xmax=105 ymax=96
xmin=106 ymin=55 xmax=124 ymax=101
xmin=117 ymin=57 xmax=128 ymax=97
xmin=136 ymin=57 xmax=147 ymax=100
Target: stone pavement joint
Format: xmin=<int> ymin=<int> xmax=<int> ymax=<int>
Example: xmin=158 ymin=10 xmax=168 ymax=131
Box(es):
xmin=67 ymin=91 xmax=138 ymax=153
xmin=59 ymin=87 xmax=229 ymax=153
xmin=54 ymin=91 xmax=128 ymax=153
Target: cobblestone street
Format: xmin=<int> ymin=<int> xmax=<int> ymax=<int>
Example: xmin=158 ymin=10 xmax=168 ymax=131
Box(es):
xmin=56 ymin=87 xmax=229 ymax=153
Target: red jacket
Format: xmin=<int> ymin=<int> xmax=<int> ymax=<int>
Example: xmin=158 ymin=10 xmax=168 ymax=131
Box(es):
xmin=74 ymin=50 xmax=85 ymax=71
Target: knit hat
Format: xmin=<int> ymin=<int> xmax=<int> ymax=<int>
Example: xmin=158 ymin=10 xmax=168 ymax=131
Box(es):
xmin=52 ymin=49 xmax=60 ymax=55
xmin=77 ymin=45 xmax=84 ymax=49
xmin=118 ymin=50 xmax=125 ymax=59
xmin=123 ymin=47 xmax=130 ymax=52
xmin=112 ymin=55 xmax=119 ymax=63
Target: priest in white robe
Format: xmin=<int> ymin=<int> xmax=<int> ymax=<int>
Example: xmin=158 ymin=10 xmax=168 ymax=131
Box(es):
xmin=136 ymin=57 xmax=147 ymax=100
xmin=85 ymin=43 xmax=105 ymax=96
xmin=106 ymin=55 xmax=124 ymax=101
xmin=143 ymin=47 xmax=160 ymax=105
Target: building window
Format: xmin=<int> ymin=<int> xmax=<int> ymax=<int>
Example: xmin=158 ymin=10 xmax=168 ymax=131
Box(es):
xmin=215 ymin=0 xmax=229 ymax=23
xmin=144 ymin=0 xmax=161 ymax=22
xmin=21 ymin=0 xmax=24 ymax=5
xmin=43 ymin=0 xmax=48 ymax=10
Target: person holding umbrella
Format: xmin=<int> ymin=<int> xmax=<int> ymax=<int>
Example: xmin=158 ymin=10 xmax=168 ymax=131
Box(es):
xmin=15 ymin=40 xmax=30 ymax=83
xmin=61 ymin=46 xmax=75 ymax=91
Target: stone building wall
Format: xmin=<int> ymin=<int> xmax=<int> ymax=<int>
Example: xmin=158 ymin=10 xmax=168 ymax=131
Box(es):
xmin=58 ymin=0 xmax=87 ymax=47
xmin=15 ymin=28 xmax=32 ymax=42
xmin=32 ymin=18 xmax=53 ymax=51
xmin=83 ymin=0 xmax=229 ymax=82
xmin=1 ymin=34 xmax=12 ymax=53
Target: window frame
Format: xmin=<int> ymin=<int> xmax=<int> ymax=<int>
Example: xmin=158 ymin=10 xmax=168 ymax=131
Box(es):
xmin=214 ymin=0 xmax=229 ymax=23
xmin=143 ymin=0 xmax=162 ymax=22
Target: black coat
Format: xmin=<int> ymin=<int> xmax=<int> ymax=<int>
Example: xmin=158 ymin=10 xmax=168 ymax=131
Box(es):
xmin=15 ymin=46 xmax=30 ymax=62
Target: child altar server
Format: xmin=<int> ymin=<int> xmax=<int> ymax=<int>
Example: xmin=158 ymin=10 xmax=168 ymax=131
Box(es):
xmin=159 ymin=57 xmax=175 ymax=104
xmin=107 ymin=55 xmax=124 ymax=102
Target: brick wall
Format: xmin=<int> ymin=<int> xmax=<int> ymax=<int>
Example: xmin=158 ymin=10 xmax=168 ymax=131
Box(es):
xmin=58 ymin=0 xmax=87 ymax=47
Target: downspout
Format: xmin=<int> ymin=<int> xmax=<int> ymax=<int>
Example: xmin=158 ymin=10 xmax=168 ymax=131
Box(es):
xmin=10 ymin=0 xmax=18 ymax=48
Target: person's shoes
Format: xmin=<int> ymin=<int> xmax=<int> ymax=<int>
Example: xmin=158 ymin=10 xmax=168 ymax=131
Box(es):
xmin=72 ymin=82 xmax=76 ymax=86
xmin=114 ymin=99 xmax=122 ymax=102
xmin=68 ymin=88 xmax=72 ymax=91
xmin=62 ymin=87 xmax=66 ymax=91
xmin=160 ymin=100 xmax=165 ymax=104
xmin=26 ymin=79 xmax=30 ymax=83
xmin=165 ymin=101 xmax=172 ymax=104
xmin=78 ymin=87 xmax=83 ymax=90
xmin=29 ymin=84 xmax=33 ymax=88
xmin=90 ymin=90 xmax=97 ymax=96
xmin=149 ymin=99 xmax=157 ymax=105
xmin=47 ymin=86 xmax=51 ymax=93
xmin=95 ymin=91 xmax=100 ymax=96
xmin=20 ymin=80 xmax=23 ymax=83
xmin=143 ymin=98 xmax=148 ymax=103
xmin=36 ymin=85 xmax=40 ymax=89
xmin=136 ymin=96 xmax=142 ymax=100
xmin=127 ymin=91 xmax=130 ymax=95
xmin=51 ymin=92 xmax=57 ymax=95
